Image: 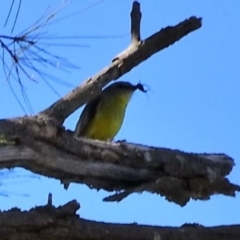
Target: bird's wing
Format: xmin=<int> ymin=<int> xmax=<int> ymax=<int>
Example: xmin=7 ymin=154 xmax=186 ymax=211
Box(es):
xmin=74 ymin=96 xmax=101 ymax=137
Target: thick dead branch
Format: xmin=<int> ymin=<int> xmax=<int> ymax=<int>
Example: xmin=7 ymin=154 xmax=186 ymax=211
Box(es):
xmin=0 ymin=117 xmax=239 ymax=206
xmin=40 ymin=7 xmax=202 ymax=124
xmin=0 ymin=200 xmax=240 ymax=240
xmin=1 ymin=2 xmax=238 ymax=237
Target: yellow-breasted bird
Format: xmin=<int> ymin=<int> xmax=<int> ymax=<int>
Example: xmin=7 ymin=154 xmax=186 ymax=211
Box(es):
xmin=74 ymin=81 xmax=147 ymax=140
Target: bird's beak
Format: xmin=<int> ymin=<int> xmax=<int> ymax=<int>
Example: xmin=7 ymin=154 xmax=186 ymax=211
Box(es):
xmin=135 ymin=83 xmax=147 ymax=93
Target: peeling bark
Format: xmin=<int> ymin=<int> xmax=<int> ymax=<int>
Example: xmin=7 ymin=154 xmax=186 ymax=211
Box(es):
xmin=0 ymin=117 xmax=239 ymax=206
xmin=0 ymin=1 xmax=238 ymax=239
xmin=0 ymin=2 xmax=212 ymax=207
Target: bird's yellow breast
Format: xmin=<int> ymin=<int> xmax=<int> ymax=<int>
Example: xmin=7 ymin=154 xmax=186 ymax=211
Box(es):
xmin=81 ymin=93 xmax=132 ymax=140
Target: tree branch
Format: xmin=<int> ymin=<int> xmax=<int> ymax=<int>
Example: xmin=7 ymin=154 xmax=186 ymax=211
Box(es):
xmin=0 ymin=0 xmax=238 ymax=207
xmin=0 ymin=117 xmax=239 ymax=206
xmin=1 ymin=200 xmax=240 ymax=240
xmin=40 ymin=1 xmax=201 ymax=124
xmin=1 ymin=2 xmax=238 ymax=238
xmin=131 ymin=1 xmax=141 ymax=44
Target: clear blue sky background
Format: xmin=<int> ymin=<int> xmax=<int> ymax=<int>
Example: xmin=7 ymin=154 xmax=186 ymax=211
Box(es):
xmin=1 ymin=0 xmax=240 ymax=226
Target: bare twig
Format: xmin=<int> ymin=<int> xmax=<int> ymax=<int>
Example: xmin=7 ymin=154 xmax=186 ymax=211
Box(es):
xmin=12 ymin=0 xmax=22 ymax=33
xmin=131 ymin=1 xmax=141 ymax=44
xmin=4 ymin=0 xmax=22 ymax=33
xmin=4 ymin=0 xmax=15 ymax=28
xmin=0 ymin=2 xmax=82 ymax=112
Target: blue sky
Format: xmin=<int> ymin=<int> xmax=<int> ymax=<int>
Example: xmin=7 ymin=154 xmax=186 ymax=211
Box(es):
xmin=1 ymin=0 xmax=240 ymax=226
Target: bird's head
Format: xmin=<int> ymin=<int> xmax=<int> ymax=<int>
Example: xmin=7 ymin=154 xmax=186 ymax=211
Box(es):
xmin=104 ymin=81 xmax=147 ymax=96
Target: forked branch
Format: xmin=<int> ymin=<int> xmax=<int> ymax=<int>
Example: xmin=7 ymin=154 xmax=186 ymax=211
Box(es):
xmin=1 ymin=1 xmax=237 ymax=207
xmin=40 ymin=2 xmax=202 ymax=124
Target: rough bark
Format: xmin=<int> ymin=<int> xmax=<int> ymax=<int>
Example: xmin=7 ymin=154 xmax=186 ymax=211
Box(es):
xmin=0 ymin=117 xmax=239 ymax=206
xmin=1 ymin=200 xmax=239 ymax=240
xmin=0 ymin=1 xmax=238 ymax=239
xmin=0 ymin=2 xmax=211 ymax=206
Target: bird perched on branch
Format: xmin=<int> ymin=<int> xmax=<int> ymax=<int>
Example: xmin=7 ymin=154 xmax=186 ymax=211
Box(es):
xmin=74 ymin=81 xmax=147 ymax=140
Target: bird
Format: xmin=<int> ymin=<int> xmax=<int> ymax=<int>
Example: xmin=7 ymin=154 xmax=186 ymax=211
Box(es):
xmin=74 ymin=81 xmax=147 ymax=140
